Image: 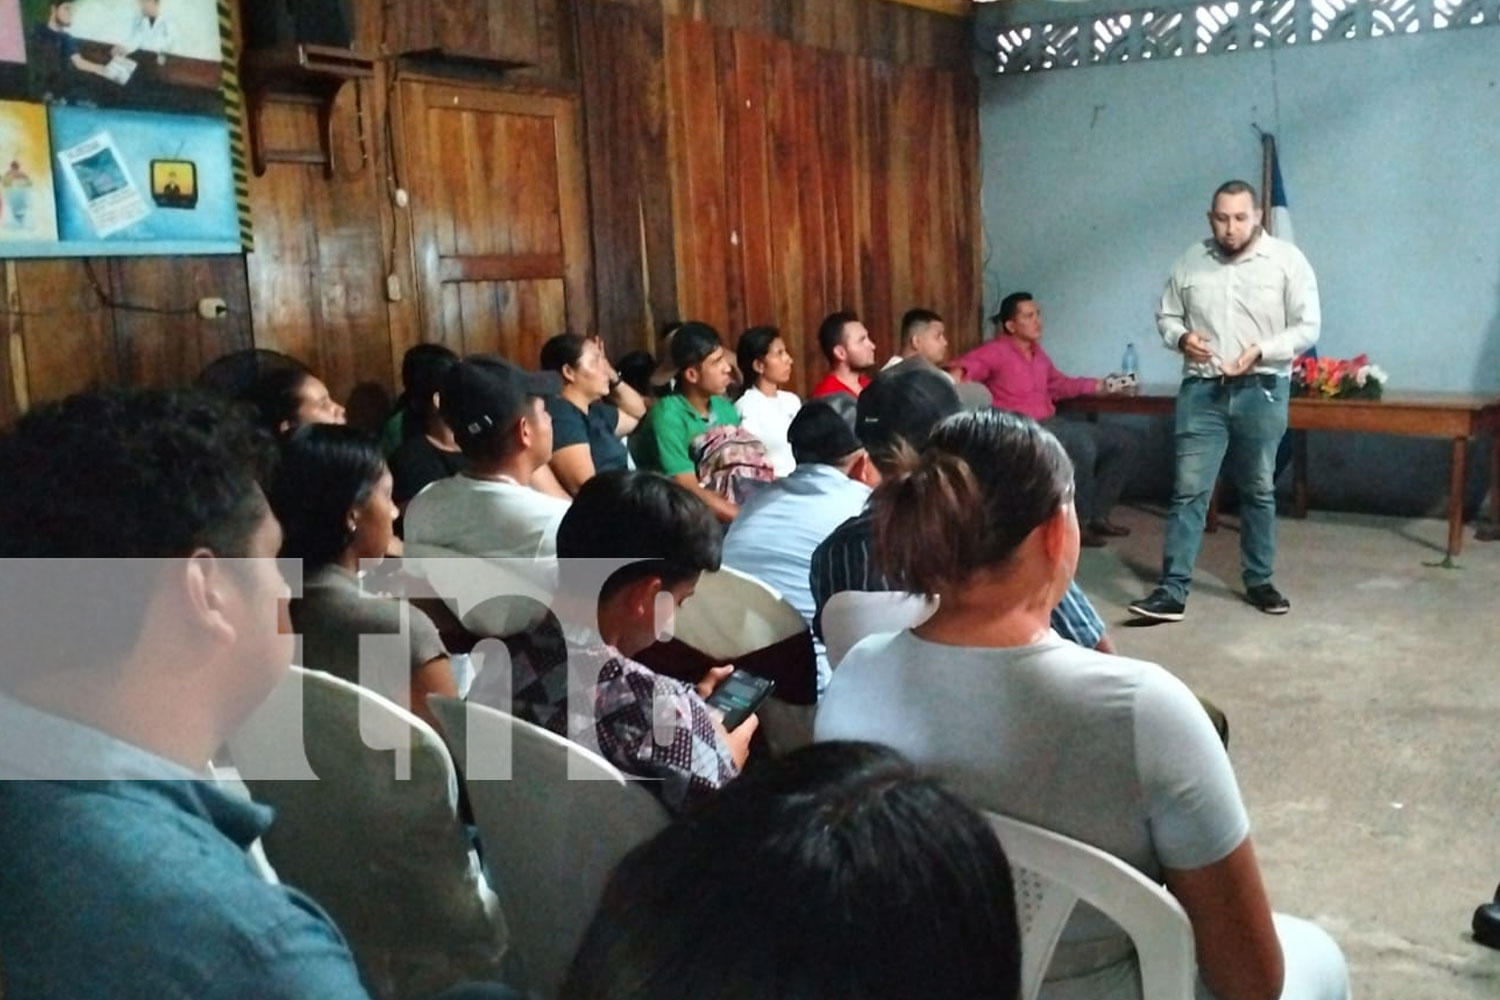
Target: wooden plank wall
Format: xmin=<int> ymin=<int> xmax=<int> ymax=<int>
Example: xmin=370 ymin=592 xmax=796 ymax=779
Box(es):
xmin=579 ymin=0 xmax=978 ymax=381
xmin=0 ymin=0 xmax=975 ymax=421
xmin=664 ymin=19 xmax=980 ymax=392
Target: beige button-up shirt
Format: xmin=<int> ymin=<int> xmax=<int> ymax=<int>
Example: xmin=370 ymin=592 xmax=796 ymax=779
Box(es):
xmin=1157 ymin=231 xmax=1320 ymax=378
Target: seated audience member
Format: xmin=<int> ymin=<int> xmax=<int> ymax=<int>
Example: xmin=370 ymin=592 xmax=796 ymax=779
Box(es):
xmin=732 ymin=325 xmax=802 ymax=477
xmin=561 ymin=741 xmax=1021 ymax=1000
xmin=957 ymin=292 xmax=1139 ymax=546
xmin=382 ymin=343 xmax=460 ymax=456
xmin=196 ymin=347 xmax=307 ymax=399
xmin=468 ymin=470 xmax=757 ymax=813
xmin=242 ymin=363 xmax=348 ymax=438
xmin=629 ymin=321 xmax=749 ymax=523
xmin=722 ymin=398 xmax=876 ymax=693
xmin=810 ymin=367 xmax=1114 ymax=654
xmin=881 ymin=306 xmax=948 ymax=372
xmin=816 ymin=409 xmax=1349 ymax=1000
xmin=405 ymin=357 xmax=570 ymax=638
xmin=614 ymin=349 xmax=660 ymax=405
xmin=539 ymin=333 xmax=645 ymax=495
xmin=883 ymin=307 xmax=993 ymax=410
xmin=810 ymin=310 xmax=877 ymax=399
xmin=388 ymin=345 xmax=467 ymax=511
xmin=0 ymin=387 xmax=513 ymax=1000
xmin=269 ymin=424 xmax=457 ymax=731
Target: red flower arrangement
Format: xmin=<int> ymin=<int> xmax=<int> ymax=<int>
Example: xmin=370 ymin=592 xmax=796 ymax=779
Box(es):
xmin=1291 ymin=354 xmax=1388 ymax=400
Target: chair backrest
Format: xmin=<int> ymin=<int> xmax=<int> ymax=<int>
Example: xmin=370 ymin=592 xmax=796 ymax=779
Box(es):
xmin=820 ymin=590 xmax=938 ymax=669
xmin=399 ymin=547 xmax=556 ymax=640
xmin=230 ymin=667 xmax=507 ymax=1000
xmin=672 ymin=564 xmax=808 ymax=660
xmin=669 ymin=565 xmax=820 ymax=747
xmin=985 ymin=812 xmax=1196 ymax=1000
xmin=429 ymin=696 xmax=670 ymax=999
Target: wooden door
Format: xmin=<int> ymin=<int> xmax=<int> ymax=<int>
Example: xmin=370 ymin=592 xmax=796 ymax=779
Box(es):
xmin=400 ymin=81 xmax=593 ymax=365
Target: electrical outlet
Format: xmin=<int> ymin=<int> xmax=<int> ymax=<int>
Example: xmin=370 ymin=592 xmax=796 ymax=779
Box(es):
xmin=197 ymin=297 xmax=227 ymax=320
xmin=385 ymin=274 xmax=402 ymax=302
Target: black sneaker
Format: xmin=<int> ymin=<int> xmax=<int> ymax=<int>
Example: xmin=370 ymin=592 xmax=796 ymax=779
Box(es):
xmin=1246 ymin=584 xmax=1290 ymax=615
xmin=1128 ymin=589 xmax=1185 ymax=622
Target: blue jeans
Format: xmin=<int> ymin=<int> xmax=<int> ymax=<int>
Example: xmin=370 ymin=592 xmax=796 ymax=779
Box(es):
xmin=1160 ymin=376 xmax=1289 ymax=602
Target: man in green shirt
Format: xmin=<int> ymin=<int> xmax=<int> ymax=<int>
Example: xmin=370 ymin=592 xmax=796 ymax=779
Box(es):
xmin=631 ymin=321 xmax=742 ymax=522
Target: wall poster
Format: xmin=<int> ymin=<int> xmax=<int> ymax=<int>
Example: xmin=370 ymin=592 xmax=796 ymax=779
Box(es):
xmin=0 ymin=0 xmax=248 ymax=257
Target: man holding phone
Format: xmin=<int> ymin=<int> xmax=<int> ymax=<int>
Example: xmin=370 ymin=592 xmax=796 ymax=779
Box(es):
xmin=1130 ymin=179 xmax=1320 ymax=623
xmin=469 ymin=470 xmax=759 ymax=813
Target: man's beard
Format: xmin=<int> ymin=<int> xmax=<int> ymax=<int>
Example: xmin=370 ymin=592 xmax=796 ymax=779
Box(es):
xmin=1216 ymin=225 xmax=1262 ymax=258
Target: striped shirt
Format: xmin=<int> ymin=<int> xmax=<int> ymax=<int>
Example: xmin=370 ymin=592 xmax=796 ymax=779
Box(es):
xmin=809 ymin=511 xmax=1107 ymax=649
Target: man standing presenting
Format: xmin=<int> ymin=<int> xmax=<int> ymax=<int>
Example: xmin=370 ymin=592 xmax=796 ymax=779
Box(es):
xmin=1130 ymin=179 xmax=1320 ymax=622
xmin=957 ymin=293 xmax=1138 ymax=546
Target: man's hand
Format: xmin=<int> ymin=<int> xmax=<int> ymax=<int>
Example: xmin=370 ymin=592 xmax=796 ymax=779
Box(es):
xmin=695 ymin=664 xmax=734 ymax=702
xmin=1218 ymin=345 xmax=1263 ymax=377
xmin=714 ymin=713 xmax=759 ymax=769
xmin=1178 ymin=331 xmax=1215 ymax=363
xmin=697 ymin=664 xmax=760 ymax=768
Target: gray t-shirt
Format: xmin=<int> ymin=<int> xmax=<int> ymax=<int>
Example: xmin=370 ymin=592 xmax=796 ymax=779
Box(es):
xmin=292 ymin=564 xmax=447 ymax=709
xmin=816 ymin=629 xmax=1248 ymax=996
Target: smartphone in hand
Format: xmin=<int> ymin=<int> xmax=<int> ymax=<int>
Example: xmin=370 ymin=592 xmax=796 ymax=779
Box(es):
xmin=704 ymin=671 xmax=776 ymax=731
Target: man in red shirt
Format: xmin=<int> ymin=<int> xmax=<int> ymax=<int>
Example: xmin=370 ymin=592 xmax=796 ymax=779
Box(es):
xmin=957 ymin=292 xmax=1138 ymax=546
xmin=810 ymin=311 xmax=876 ymax=398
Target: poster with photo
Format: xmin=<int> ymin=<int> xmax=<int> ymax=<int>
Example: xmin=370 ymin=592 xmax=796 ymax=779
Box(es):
xmin=0 ymin=0 xmax=246 ymax=256
xmin=56 ymin=128 xmax=146 ymax=236
xmin=14 ymin=0 xmax=223 ymax=114
xmin=49 ymin=104 xmax=237 ymax=250
xmin=0 ymin=98 xmax=57 ymax=242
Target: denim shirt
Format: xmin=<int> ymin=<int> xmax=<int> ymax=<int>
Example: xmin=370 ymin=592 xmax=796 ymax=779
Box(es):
xmin=0 ymin=693 xmax=375 ymax=1000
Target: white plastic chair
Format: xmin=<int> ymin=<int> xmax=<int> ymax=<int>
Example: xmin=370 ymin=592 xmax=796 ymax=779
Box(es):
xmin=229 ymin=667 xmax=507 ymax=1000
xmin=985 ymin=811 xmax=1196 ymax=1000
xmin=819 ymin=591 xmax=938 ymax=669
xmin=672 ymin=564 xmax=808 ymax=660
xmin=671 ymin=565 xmax=819 ymax=755
xmin=429 ymin=696 xmax=670 ymax=1000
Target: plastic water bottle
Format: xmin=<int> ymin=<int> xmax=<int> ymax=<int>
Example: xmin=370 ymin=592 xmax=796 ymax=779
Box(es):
xmin=1122 ymin=342 xmax=1139 ymax=377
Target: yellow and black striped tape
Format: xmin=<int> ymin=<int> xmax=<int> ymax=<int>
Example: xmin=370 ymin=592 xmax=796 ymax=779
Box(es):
xmin=218 ymin=0 xmax=253 ymax=251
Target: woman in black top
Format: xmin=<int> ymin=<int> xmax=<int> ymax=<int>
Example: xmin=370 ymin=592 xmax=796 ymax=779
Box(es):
xmin=539 ymin=333 xmax=647 ymax=496
xmin=387 ymin=345 xmax=467 ymax=511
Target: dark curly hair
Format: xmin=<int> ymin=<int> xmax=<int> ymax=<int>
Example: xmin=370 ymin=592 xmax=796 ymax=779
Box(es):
xmin=0 ymin=387 xmax=274 ymax=560
xmin=0 ymin=387 xmax=276 ymax=673
xmin=562 ymin=741 xmax=1020 ymax=1000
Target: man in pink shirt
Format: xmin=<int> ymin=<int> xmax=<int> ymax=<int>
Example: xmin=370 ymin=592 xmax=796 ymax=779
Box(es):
xmin=957 ymin=292 xmax=1138 ymax=546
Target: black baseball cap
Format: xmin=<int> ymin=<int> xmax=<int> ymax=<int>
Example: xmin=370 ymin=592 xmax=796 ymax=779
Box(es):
xmin=440 ymin=356 xmax=560 ymax=446
xmin=855 ymin=367 xmax=963 ymax=464
xmin=787 ymin=397 xmax=862 ymax=466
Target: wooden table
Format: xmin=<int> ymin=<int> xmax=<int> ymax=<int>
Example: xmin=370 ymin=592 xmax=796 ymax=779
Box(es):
xmin=1059 ymin=386 xmax=1500 ymax=560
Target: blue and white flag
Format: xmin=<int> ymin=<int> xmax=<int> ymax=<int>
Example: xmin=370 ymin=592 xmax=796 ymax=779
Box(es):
xmin=1269 ymin=139 xmax=1295 ymax=244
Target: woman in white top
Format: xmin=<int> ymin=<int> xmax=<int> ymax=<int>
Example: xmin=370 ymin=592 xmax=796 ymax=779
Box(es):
xmin=815 ymin=409 xmax=1348 ymax=1000
xmin=733 ymin=326 xmax=801 ymax=476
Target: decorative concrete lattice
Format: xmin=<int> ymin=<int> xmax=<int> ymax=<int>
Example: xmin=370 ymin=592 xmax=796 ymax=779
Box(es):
xmin=994 ymin=0 xmax=1500 ymax=73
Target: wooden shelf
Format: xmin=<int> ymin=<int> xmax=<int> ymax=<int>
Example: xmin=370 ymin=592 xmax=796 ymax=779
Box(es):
xmin=241 ymin=45 xmax=374 ymax=178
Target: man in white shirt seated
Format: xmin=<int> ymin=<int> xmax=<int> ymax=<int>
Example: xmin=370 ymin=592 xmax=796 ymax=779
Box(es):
xmin=881 ymin=307 xmax=992 ymax=411
xmin=721 ymin=397 xmax=878 ymax=693
xmin=405 ymin=356 xmax=570 ymax=638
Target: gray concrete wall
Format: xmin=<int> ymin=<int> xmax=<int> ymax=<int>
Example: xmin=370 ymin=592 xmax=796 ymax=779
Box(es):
xmin=975 ymin=10 xmax=1500 ymax=516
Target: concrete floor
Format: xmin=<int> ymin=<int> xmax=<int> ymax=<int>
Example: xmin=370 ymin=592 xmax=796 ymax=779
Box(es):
xmin=1077 ymin=506 xmax=1500 ymax=1000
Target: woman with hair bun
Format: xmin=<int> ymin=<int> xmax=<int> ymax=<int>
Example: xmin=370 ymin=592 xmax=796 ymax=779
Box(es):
xmin=816 ymin=409 xmax=1348 ymax=1000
